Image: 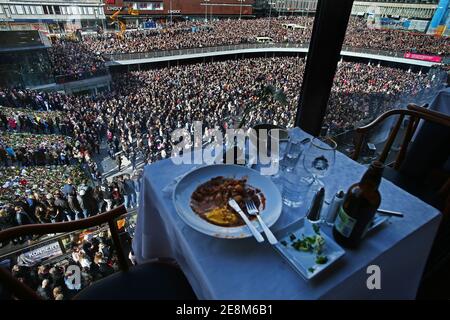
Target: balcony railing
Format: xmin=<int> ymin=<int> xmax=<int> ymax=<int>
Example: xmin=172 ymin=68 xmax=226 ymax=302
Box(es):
xmin=54 ymin=68 xmax=109 ymax=84
xmin=103 ymin=42 xmax=415 ymax=63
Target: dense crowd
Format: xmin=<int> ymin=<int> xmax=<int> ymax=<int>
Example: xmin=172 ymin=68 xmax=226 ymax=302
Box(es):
xmin=47 ymin=17 xmax=449 ymax=76
xmin=345 ymin=17 xmax=449 ymax=56
xmin=48 ymin=38 xmax=106 ymax=79
xmin=63 ymin=57 xmax=445 ymax=160
xmin=5 ymin=57 xmax=444 ymax=165
xmin=0 ymin=107 xmax=63 ymax=134
xmin=0 ymin=57 xmax=446 ymax=230
xmin=0 ymin=170 xmax=140 ymax=230
xmin=3 ymin=230 xmax=134 ymax=300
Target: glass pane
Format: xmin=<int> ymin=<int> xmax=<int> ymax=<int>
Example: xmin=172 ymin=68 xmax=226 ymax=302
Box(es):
xmin=15 ymin=5 xmax=24 ymax=14
xmin=325 ymin=3 xmax=448 ymax=161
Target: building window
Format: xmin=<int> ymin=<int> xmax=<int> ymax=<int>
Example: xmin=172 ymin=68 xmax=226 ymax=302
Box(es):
xmin=10 ymin=5 xmax=16 ymax=14
xmin=72 ymin=6 xmax=79 ymax=15
xmin=88 ymin=7 xmax=94 ymax=15
xmin=24 ymin=5 xmax=30 ymax=14
xmin=43 ymin=5 xmax=49 ymax=14
xmin=99 ymin=7 xmax=104 ymax=15
xmin=15 ymin=5 xmax=24 ymax=14
xmin=35 ymin=6 xmax=43 ymax=14
xmin=0 ymin=6 xmax=4 ymax=14
xmin=81 ymin=6 xmax=87 ymax=14
xmin=30 ymin=6 xmax=36 ymax=14
xmin=54 ymin=5 xmax=61 ymax=14
xmin=61 ymin=6 xmax=66 ymax=14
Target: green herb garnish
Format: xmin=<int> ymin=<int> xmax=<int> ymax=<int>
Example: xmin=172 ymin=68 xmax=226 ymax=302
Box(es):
xmin=289 ymin=233 xmax=296 ymax=241
xmin=315 ymin=255 xmax=328 ymax=264
xmin=313 ymin=224 xmax=320 ymax=234
xmin=291 ymin=239 xmax=311 ymax=252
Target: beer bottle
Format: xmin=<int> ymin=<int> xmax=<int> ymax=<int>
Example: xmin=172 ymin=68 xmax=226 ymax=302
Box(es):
xmin=333 ymin=161 xmax=384 ymax=248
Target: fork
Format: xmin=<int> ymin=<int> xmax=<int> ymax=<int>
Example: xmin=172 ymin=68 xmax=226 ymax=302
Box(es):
xmin=245 ymin=200 xmax=278 ymax=245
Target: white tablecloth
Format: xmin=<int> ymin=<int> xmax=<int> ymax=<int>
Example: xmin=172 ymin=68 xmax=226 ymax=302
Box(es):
xmin=133 ymin=129 xmax=441 ymax=299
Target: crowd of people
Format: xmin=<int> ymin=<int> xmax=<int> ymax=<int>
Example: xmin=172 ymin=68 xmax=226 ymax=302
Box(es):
xmin=62 ymin=57 xmax=445 ymax=162
xmin=48 ymin=38 xmax=106 ymax=79
xmin=2 ymin=57 xmax=446 ymax=169
xmin=0 ymin=170 xmax=140 ymax=234
xmin=47 ymin=16 xmax=449 ymax=77
xmin=344 ymin=17 xmax=449 ymax=56
xmin=0 ymin=107 xmax=63 ymax=134
xmin=3 ymin=230 xmax=133 ymax=300
xmin=0 ymin=15 xmax=448 ymax=298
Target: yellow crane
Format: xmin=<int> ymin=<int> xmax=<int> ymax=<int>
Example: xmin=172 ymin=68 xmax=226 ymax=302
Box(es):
xmin=108 ymin=5 xmax=139 ymax=39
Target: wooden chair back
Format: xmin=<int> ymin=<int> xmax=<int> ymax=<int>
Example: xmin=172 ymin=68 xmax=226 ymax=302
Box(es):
xmin=352 ymin=104 xmax=450 ymax=169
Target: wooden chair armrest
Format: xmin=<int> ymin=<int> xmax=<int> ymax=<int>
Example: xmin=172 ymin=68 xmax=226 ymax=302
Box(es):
xmin=0 ymin=205 xmax=127 ymax=243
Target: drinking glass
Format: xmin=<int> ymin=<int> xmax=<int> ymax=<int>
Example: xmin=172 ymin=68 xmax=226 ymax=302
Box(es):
xmin=281 ymin=134 xmax=305 ymax=173
xmin=281 ymin=170 xmax=311 ymax=208
xmin=302 ymin=136 xmax=337 ymax=190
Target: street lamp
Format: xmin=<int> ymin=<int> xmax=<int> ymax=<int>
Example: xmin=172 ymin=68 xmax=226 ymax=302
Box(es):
xmin=204 ymin=0 xmax=210 ymax=22
xmin=238 ymin=0 xmax=245 ymax=20
xmin=268 ymin=1 xmax=275 ymax=30
xmin=210 ymin=1 xmax=213 ymax=21
xmin=169 ymin=0 xmax=173 ymax=24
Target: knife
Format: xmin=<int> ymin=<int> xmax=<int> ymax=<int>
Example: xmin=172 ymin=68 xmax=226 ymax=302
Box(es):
xmin=228 ymin=199 xmax=264 ymax=243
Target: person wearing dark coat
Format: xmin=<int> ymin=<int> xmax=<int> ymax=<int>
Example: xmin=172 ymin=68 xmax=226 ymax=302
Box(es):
xmin=15 ymin=206 xmax=36 ymax=225
xmin=101 ymin=184 xmax=113 ymax=211
xmin=36 ymin=279 xmax=53 ymax=300
xmin=0 ymin=146 xmax=8 ymax=166
xmin=54 ymin=193 xmax=74 ymax=221
xmin=116 ymin=154 xmax=122 ymax=171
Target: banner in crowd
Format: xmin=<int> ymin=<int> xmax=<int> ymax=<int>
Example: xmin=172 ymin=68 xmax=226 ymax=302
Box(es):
xmin=404 ymin=53 xmax=442 ymax=63
xmin=405 ymin=20 xmax=429 ymax=33
xmin=17 ymin=241 xmax=63 ymax=267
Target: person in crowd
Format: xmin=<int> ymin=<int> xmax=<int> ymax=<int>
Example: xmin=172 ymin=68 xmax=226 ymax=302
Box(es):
xmin=111 ymin=183 xmax=122 ymax=208
xmin=52 ymin=286 xmax=63 ymax=300
xmin=115 ymin=154 xmax=122 ymax=171
xmin=78 ymin=251 xmax=91 ymax=269
xmin=101 ymin=183 xmax=113 ymax=212
xmin=53 ymin=192 xmax=74 ymax=221
xmin=36 ymin=279 xmax=53 ymax=300
xmin=15 ymin=205 xmax=36 ymax=226
xmin=132 ymin=173 xmax=142 ymax=208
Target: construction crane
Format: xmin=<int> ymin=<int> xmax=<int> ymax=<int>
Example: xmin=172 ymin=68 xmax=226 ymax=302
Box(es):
xmin=108 ymin=5 xmax=139 ymax=39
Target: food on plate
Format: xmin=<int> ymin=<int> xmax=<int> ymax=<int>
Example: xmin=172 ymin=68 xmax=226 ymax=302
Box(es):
xmin=190 ymin=176 xmax=266 ymax=227
xmin=285 ymin=227 xmax=329 ymax=271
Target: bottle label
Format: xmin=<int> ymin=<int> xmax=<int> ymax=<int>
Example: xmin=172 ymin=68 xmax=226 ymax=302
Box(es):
xmin=335 ymin=206 xmax=356 ymax=238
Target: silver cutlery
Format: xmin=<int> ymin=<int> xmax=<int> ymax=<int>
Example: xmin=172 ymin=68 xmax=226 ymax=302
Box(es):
xmin=245 ymin=200 xmax=278 ymax=245
xmin=376 ymin=209 xmax=404 ymax=218
xmin=228 ymin=199 xmax=264 ymax=243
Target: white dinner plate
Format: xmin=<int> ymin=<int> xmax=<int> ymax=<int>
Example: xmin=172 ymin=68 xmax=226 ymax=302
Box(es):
xmin=173 ymin=164 xmax=282 ymax=239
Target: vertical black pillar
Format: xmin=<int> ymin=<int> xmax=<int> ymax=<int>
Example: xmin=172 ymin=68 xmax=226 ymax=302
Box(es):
xmin=295 ymin=0 xmax=354 ymax=136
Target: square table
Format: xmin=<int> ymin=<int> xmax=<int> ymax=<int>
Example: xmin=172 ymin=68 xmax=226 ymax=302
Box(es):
xmin=132 ymin=129 xmax=441 ymax=299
